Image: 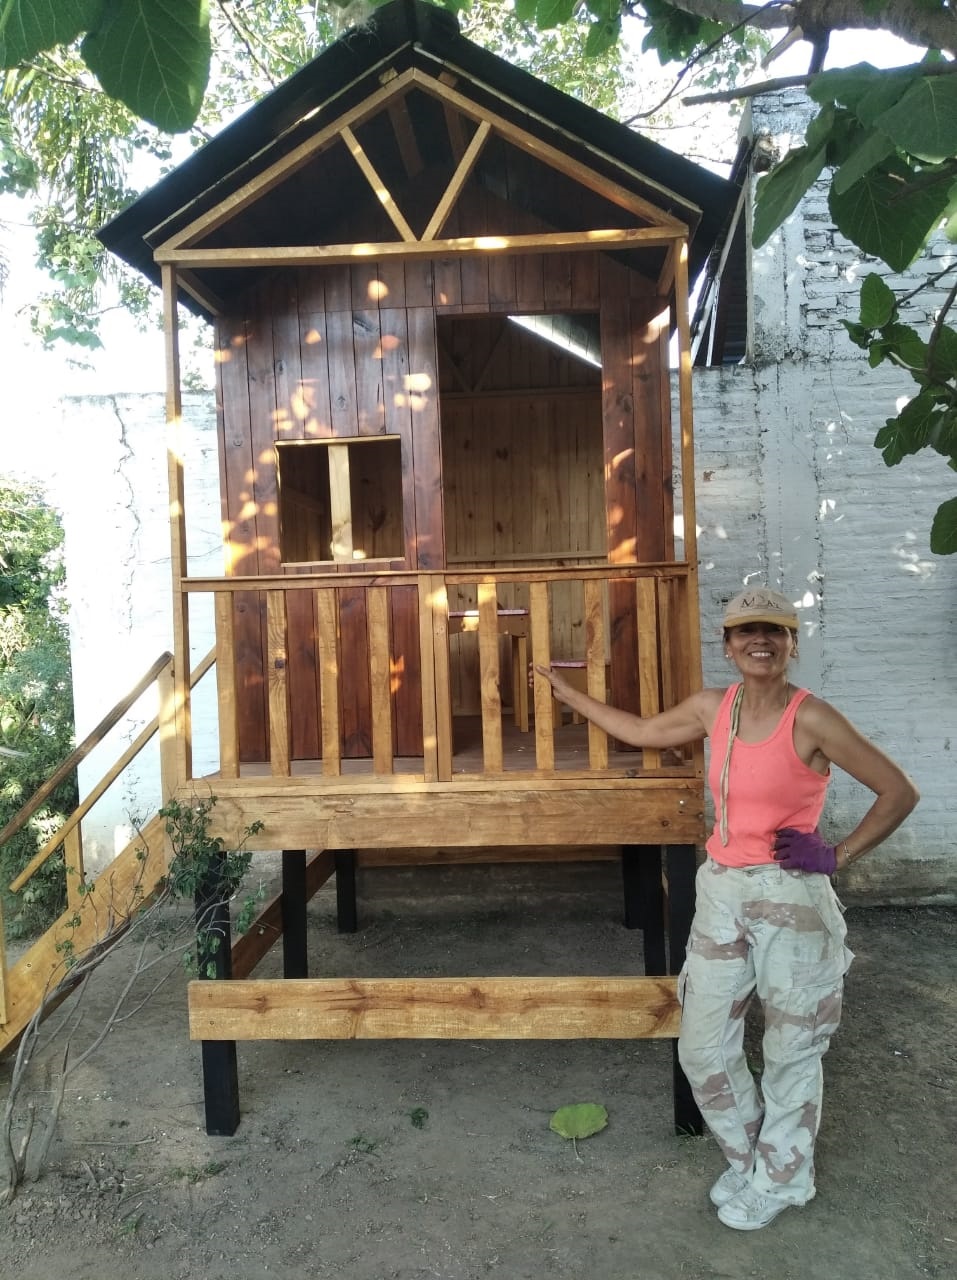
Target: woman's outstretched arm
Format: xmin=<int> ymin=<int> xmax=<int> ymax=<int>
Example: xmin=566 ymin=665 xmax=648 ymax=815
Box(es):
xmin=534 ymin=663 xmax=719 ymax=750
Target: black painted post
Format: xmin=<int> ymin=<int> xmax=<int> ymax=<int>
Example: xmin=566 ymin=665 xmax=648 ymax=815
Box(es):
xmin=665 ymin=843 xmax=703 ymax=1135
xmin=282 ymin=849 xmax=308 ymax=978
xmin=195 ymin=852 xmax=240 ymax=1136
xmin=622 ymin=844 xmax=667 ymax=975
xmin=335 ymin=849 xmax=358 ymax=933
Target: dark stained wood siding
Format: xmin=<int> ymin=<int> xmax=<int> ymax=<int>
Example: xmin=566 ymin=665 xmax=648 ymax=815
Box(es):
xmin=216 ymin=249 xmax=674 ymax=760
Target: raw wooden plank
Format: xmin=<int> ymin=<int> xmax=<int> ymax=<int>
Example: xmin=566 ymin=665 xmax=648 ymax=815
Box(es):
xmin=416 ymin=578 xmax=439 ymax=780
xmin=529 ymin=581 xmax=555 ymax=770
xmin=477 ymin=583 xmax=503 ymax=773
xmin=327 ymin=443 xmax=353 ymax=560
xmin=367 ymin=586 xmax=394 ymax=774
xmin=188 ymin=975 xmax=680 ymax=1041
xmin=215 ymin=592 xmax=239 ymax=777
xmin=316 ymin=588 xmax=341 ymax=776
xmin=231 ymin=850 xmax=336 ymax=978
xmin=423 ymin=119 xmax=492 ymax=241
xmin=631 ymin=296 xmax=668 ymax=561
xmin=635 ymin=576 xmax=661 ymax=770
xmin=583 ymin=579 xmax=609 ymax=770
xmin=340 ymin=124 xmax=416 ymax=242
xmin=266 ymin=591 xmax=291 ymax=777
xmin=430 ymin=575 xmax=454 ymax=782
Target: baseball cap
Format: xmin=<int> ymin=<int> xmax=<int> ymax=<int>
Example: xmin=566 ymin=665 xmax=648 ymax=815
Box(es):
xmin=723 ymin=587 xmax=798 ymax=630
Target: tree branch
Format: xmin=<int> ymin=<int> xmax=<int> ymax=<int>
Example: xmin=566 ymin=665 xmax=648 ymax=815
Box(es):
xmin=641 ymin=0 xmax=957 ymax=53
xmin=685 ymin=59 xmax=957 ymax=105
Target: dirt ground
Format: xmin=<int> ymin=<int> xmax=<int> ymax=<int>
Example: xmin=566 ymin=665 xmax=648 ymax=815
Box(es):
xmin=2 ymin=861 xmax=955 ymax=1280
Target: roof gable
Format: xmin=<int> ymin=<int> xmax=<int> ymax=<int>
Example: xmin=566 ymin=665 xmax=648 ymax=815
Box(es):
xmin=100 ymin=0 xmax=734 ymax=318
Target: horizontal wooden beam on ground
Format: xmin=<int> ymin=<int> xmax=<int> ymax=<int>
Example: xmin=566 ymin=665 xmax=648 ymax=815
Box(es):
xmin=188 ymin=975 xmax=680 ymax=1041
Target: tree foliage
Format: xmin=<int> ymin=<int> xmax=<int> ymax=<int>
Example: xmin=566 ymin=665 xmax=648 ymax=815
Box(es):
xmin=0 ymin=480 xmax=76 ymax=937
xmin=3 ymin=0 xmax=957 ymax=549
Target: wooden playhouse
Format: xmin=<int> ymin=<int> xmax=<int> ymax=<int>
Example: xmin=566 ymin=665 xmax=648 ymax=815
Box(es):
xmin=94 ymin=0 xmax=735 ymax=1133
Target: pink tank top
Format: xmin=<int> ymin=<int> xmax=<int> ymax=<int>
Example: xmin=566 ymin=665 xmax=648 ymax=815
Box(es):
xmin=706 ymin=684 xmax=830 ymax=868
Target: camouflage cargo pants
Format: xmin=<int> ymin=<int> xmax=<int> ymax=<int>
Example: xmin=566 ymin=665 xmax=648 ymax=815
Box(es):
xmin=677 ymin=857 xmax=853 ymax=1204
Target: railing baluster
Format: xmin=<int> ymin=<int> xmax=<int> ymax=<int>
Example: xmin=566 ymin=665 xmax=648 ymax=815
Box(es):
xmin=267 ymin=591 xmax=291 ymax=777
xmin=477 ymin=583 xmax=503 ymax=773
xmin=63 ymin=826 xmax=85 ymax=912
xmin=214 ymin=591 xmax=239 ymax=778
xmin=584 ymin=578 xmax=609 ymax=770
xmin=417 ymin=577 xmax=440 ymax=781
xmin=367 ymin=586 xmax=394 ymax=775
xmin=529 ymin=581 xmax=555 ymax=771
xmin=636 ymin=577 xmax=661 ymax=770
xmin=316 ymin=588 xmax=341 ymax=777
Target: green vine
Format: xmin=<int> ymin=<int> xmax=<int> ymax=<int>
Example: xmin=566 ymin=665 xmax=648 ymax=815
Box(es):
xmin=159 ymin=796 xmax=264 ymax=978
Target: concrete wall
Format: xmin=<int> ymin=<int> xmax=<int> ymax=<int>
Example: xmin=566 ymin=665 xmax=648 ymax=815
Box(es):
xmin=34 ymin=89 xmax=957 ymax=902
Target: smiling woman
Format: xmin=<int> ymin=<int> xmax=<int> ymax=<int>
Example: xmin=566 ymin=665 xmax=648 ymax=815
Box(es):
xmin=536 ymin=581 xmax=919 ymax=1231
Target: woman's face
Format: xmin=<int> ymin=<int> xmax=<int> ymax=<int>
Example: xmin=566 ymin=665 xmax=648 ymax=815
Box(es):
xmin=725 ymin=621 xmax=797 ymax=677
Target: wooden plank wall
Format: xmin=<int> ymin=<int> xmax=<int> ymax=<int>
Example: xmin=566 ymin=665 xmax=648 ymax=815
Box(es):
xmin=215 ymin=247 xmax=674 ymax=759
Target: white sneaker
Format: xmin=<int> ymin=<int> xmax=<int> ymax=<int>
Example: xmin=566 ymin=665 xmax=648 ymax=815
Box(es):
xmin=709 ymin=1167 xmax=750 ymax=1207
xmin=717 ymin=1186 xmax=799 ymax=1230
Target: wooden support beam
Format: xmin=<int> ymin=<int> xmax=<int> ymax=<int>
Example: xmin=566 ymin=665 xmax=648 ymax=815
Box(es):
xmin=413 ymin=69 xmax=692 ymax=230
xmin=673 ymin=239 xmax=704 ymax=697
xmin=530 ymin=582 xmax=554 ymax=771
xmin=423 ymin=119 xmax=492 ymax=241
xmin=340 ymin=124 xmax=417 ymax=243
xmin=154 ymin=226 xmax=684 ymax=268
xmin=266 ymin=590 xmax=291 ymax=777
xmin=162 ymin=264 xmax=192 ymax=786
xmin=189 ymin=975 xmax=680 ymax=1040
xmin=154 ymin=69 xmax=418 ymax=252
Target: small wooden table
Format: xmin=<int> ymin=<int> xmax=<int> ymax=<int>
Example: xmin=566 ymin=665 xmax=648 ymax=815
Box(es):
xmin=448 ymin=607 xmax=530 ymax=732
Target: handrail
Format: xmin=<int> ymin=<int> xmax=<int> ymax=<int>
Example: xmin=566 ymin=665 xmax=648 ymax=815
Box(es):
xmin=181 ymin=561 xmax=692 ymax=594
xmin=5 ymin=647 xmax=216 ymax=894
xmin=0 ymin=652 xmax=174 ymax=852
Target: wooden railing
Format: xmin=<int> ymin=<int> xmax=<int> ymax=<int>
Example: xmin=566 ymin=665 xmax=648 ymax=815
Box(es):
xmin=184 ymin=562 xmax=701 ymax=784
xmin=0 ymin=649 xmax=215 ymax=1025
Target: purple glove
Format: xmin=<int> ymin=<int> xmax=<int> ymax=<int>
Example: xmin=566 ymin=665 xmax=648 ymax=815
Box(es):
xmin=772 ymin=827 xmax=837 ymax=875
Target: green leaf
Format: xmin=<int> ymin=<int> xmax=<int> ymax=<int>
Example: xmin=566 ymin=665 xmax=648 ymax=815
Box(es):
xmin=535 ymin=0 xmax=577 ymax=31
xmin=81 ymin=0 xmax=212 ymax=133
xmin=513 ymin=0 xmax=538 ymax=20
xmin=874 ymin=75 xmax=957 ymax=164
xmin=807 ymin=63 xmax=878 ymax=108
xmin=585 ymin=16 xmax=620 ymax=59
xmin=832 ymin=129 xmax=896 ymax=196
xmin=930 ymin=496 xmax=957 ymax=554
xmin=0 ymin=0 xmax=98 ymax=66
xmin=874 ymin=391 xmax=943 ymax=465
xmin=841 ymin=319 xmax=872 ymax=350
xmin=928 ymin=326 xmax=957 ymax=381
xmin=927 ymin=409 xmax=957 ymax=459
xmin=859 ymin=273 xmax=897 ymax=328
xmin=549 ymin=1103 xmax=608 ymax=1140
xmin=829 ymin=159 xmax=952 ymax=272
xmin=752 ymin=144 xmax=827 ymax=248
